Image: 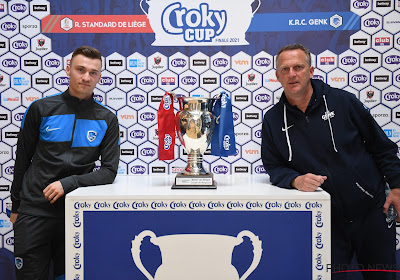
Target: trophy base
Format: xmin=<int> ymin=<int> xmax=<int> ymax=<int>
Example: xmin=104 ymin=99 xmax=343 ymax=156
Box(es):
xmin=172 ymin=173 xmax=217 ymax=189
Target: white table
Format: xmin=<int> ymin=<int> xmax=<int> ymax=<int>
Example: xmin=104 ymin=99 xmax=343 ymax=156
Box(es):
xmin=65 ymin=174 xmax=331 ymax=280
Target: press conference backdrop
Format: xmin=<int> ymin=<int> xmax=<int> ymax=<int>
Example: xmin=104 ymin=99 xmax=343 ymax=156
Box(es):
xmin=0 ymin=0 xmax=399 ymax=278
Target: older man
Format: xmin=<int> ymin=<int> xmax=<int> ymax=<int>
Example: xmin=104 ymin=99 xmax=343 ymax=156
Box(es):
xmin=261 ymin=43 xmax=400 ymax=280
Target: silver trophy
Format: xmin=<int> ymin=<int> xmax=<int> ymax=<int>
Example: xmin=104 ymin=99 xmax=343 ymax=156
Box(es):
xmin=173 ymin=97 xmax=216 ymax=189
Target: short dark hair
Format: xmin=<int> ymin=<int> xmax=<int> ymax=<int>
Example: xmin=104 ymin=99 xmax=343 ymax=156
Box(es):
xmin=70 ymin=46 xmax=102 ymax=65
xmin=276 ymin=44 xmax=312 ymax=67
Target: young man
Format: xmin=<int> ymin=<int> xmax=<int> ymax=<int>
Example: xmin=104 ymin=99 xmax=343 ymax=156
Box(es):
xmin=261 ymin=44 xmax=400 ymax=280
xmin=10 ymin=46 xmax=120 ymax=280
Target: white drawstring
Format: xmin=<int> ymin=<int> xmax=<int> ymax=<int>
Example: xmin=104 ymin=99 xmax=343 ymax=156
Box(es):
xmin=323 ymin=95 xmax=338 ymax=153
xmin=283 ymin=104 xmax=293 ymax=161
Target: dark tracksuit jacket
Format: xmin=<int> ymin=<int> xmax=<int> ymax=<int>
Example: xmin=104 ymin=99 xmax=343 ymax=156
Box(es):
xmin=261 ymin=79 xmax=400 ymax=221
xmin=11 ymin=89 xmax=120 ymax=218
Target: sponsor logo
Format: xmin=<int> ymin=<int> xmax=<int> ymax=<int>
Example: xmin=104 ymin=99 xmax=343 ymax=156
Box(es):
xmin=375 ymin=37 xmax=390 ymax=46
xmin=320 ymin=57 xmax=335 ymax=65
xmin=254 ymin=57 xmax=271 ymax=67
xmin=396 ymin=74 xmax=400 ymax=83
xmin=255 ymin=130 xmax=262 ymax=138
xmin=5 ymin=166 xmax=14 ymax=175
xmin=351 ymin=74 xmax=368 ymax=83
xmin=235 ymin=95 xmax=249 ymax=102
xmin=154 ymin=56 xmax=161 ymax=65
xmin=2 ymin=59 xmax=18 ymax=67
xmin=193 ymin=59 xmax=207 ymax=66
xmin=203 ymin=77 xmax=217 ymax=84
xmin=140 ymin=76 xmax=156 ymax=85
xmin=56 ymin=77 xmax=70 ymax=85
xmin=13 ymin=77 xmax=29 ymax=86
xmin=130 ymin=130 xmax=145 ymax=139
xmin=131 ymin=165 xmax=146 ymax=174
xmin=376 ymin=0 xmax=391 ymax=7
xmin=385 ymin=55 xmax=400 ymax=65
xmin=130 ymin=94 xmax=145 ymax=103
xmin=119 ymin=78 xmax=133 ymax=84
xmin=129 ymin=59 xmax=145 ymax=68
xmin=11 ymin=3 xmax=27 ymax=13
xmin=353 ymin=38 xmax=367 ymax=45
xmin=384 ymin=92 xmax=400 ymax=101
xmin=0 ymin=185 xmax=10 ymax=191
xmin=171 ymin=58 xmax=187 ymax=67
xmin=1 ymin=22 xmax=17 ymax=32
xmin=223 ymin=76 xmax=239 ymax=85
xmin=99 ymin=77 xmax=113 ymax=86
xmin=374 ymin=75 xmax=389 ymax=82
xmin=152 ymin=166 xmax=165 ymax=173
xmin=363 ymin=57 xmax=378 ymax=63
xmin=108 ymin=60 xmax=123 ymax=66
xmin=234 ymin=166 xmax=249 ymax=173
xmin=233 ymin=112 xmax=239 ymax=121
xmin=341 ymin=56 xmax=357 ymax=65
xmin=140 ymin=147 xmax=156 ymax=156
xmin=181 ymin=76 xmax=197 ymax=85
xmin=151 ymin=96 xmax=162 ymax=102
xmin=254 ymin=165 xmax=266 ymax=174
xmin=245 ymin=113 xmax=259 ymax=119
xmin=161 ymin=3 xmax=226 ymax=42
xmin=93 ymin=95 xmax=103 ymax=103
xmin=223 ymin=135 xmax=230 ymax=150
xmin=164 ymin=134 xmax=172 ymax=150
xmin=213 ymin=58 xmax=228 ymax=67
xmin=161 ymin=77 xmax=176 ymax=85
xmin=12 ymin=40 xmax=28 ymax=50
xmin=33 ymin=5 xmax=48 ymax=12
xmin=213 ymin=165 xmax=228 ymax=174
xmin=5 ymin=132 xmax=18 ymax=138
xmin=140 ymin=112 xmax=156 ymax=121
xmin=255 ymin=93 xmax=271 ymax=102
xmin=366 ymin=90 xmax=375 ymax=99
xmin=24 ymin=60 xmax=39 ymax=66
xmin=363 ymin=18 xmax=380 ymax=28
xmin=313 ymin=75 xmax=324 ymax=81
xmin=44 ymin=59 xmax=61 ymax=68
xmin=121 ymin=149 xmax=135 ymax=155
xmin=14 ymin=113 xmax=24 ymax=122
xmin=0 ymin=42 xmax=5 ymax=48
xmin=37 ymin=38 xmax=45 ymax=47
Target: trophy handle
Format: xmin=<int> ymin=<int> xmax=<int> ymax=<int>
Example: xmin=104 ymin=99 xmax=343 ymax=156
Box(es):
xmin=131 ymin=230 xmax=158 ymax=280
xmin=236 ymin=230 xmax=263 ymax=280
xmin=252 ymin=0 xmax=261 ymax=15
xmin=139 ymin=0 xmax=148 ymax=15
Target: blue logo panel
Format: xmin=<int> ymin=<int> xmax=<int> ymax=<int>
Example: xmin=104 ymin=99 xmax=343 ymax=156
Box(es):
xmin=40 ymin=114 xmax=75 ymax=142
xmin=72 ymin=119 xmax=107 ymax=147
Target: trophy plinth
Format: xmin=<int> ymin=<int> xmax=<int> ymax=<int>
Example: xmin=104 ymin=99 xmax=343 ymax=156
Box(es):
xmin=173 ymin=97 xmax=217 ymax=189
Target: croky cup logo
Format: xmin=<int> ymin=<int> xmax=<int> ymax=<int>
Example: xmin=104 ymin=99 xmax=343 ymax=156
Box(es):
xmin=140 ymin=0 xmax=261 ymax=46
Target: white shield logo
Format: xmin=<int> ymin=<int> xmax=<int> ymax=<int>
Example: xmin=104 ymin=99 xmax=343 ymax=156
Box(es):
xmin=87 ymin=131 xmax=97 ymax=142
xmin=15 ymin=257 xmax=23 ymax=270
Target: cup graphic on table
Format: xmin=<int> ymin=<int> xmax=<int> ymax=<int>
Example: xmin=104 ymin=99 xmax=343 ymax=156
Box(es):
xmin=131 ymin=230 xmax=263 ymax=280
xmin=140 ymin=0 xmax=261 ymax=46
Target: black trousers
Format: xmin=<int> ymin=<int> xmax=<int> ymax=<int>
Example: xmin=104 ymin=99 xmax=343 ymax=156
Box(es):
xmin=331 ymin=207 xmax=397 ymax=280
xmin=13 ymin=213 xmax=65 ymax=280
